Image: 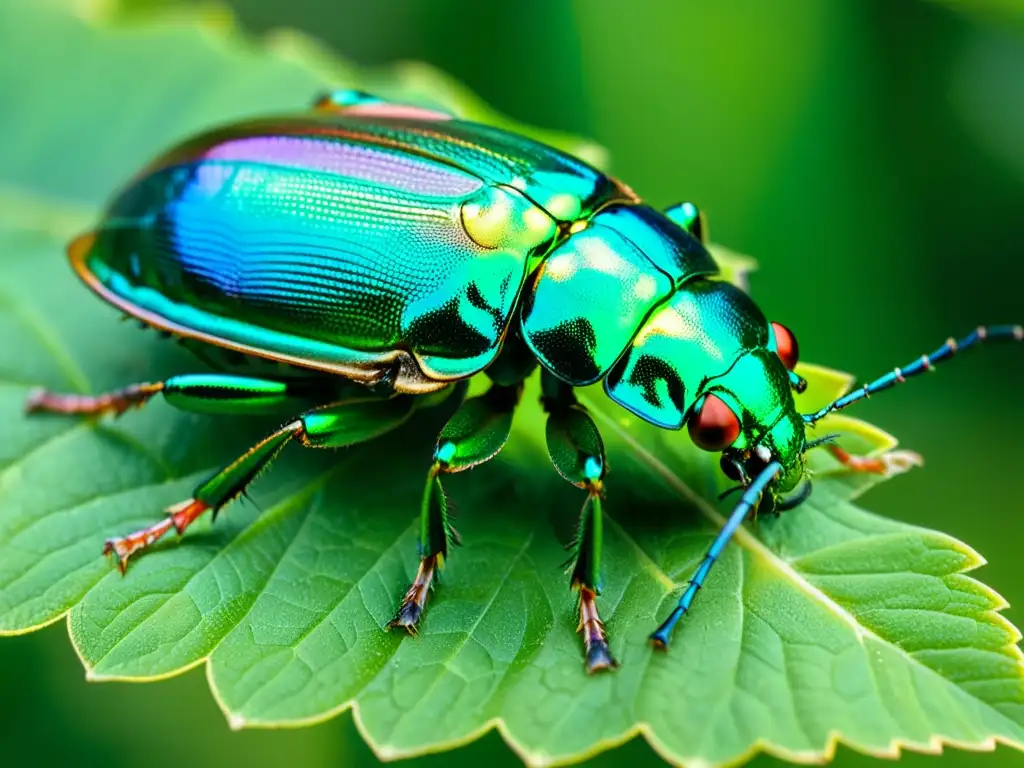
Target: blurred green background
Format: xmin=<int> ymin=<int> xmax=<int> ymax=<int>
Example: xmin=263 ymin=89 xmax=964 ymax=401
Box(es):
xmin=2 ymin=0 xmax=1023 ymax=765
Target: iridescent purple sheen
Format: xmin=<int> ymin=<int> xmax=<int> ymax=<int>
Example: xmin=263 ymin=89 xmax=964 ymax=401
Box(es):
xmin=198 ymin=135 xmax=482 ymax=197
xmin=73 ymin=109 xmax=634 ymax=390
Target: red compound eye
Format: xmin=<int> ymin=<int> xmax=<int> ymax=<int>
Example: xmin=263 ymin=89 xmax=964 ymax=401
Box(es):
xmin=771 ymin=321 xmax=800 ymax=370
xmin=688 ymin=394 xmax=741 ymax=452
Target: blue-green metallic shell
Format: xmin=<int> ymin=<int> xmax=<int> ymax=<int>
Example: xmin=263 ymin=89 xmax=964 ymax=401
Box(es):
xmin=68 ymin=101 xmax=806 ymax=478
xmin=520 ymin=205 xmax=718 ymax=385
xmin=602 ymin=276 xmax=803 ymax=488
xmin=603 ymin=280 xmax=769 ymax=428
xmin=70 ymin=111 xmax=635 ymax=392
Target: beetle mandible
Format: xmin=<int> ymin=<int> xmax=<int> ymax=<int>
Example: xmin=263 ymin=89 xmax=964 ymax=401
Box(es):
xmin=27 ymin=90 xmax=1023 ymax=672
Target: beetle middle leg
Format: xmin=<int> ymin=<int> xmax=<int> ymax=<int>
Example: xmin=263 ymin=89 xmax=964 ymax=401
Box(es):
xmin=388 ymin=383 xmax=521 ymax=633
xmin=541 ymin=371 xmax=617 ymax=673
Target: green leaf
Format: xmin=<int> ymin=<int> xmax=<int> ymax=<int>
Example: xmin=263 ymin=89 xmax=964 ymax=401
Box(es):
xmin=929 ymin=0 xmax=1024 ymax=25
xmin=1 ymin=2 xmax=1022 ymax=766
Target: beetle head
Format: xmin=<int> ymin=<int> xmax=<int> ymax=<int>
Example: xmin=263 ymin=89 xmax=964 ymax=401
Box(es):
xmin=686 ymin=346 xmax=809 ymax=507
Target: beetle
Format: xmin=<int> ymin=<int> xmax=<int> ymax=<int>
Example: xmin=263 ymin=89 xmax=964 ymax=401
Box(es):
xmin=27 ymin=89 xmax=1022 ymax=673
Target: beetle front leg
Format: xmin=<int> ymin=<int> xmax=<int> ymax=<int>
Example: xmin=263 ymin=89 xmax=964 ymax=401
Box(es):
xmin=103 ymin=396 xmax=417 ymax=572
xmin=542 ymin=373 xmax=617 ymax=673
xmin=388 ymin=384 xmax=520 ymax=633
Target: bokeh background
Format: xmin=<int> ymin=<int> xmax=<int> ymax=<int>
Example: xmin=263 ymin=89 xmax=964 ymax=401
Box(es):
xmin=2 ymin=0 xmax=1023 ymax=765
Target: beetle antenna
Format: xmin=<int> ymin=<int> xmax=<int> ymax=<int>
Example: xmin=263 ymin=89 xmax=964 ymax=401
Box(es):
xmin=651 ymin=460 xmax=781 ymax=649
xmin=804 ymin=434 xmax=840 ymax=451
xmin=803 ymin=325 xmax=1022 ymax=425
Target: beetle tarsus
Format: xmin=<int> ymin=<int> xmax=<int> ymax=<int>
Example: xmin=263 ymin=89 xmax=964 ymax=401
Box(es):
xmin=826 ymin=444 xmax=923 ymax=477
xmin=649 ymin=606 xmax=684 ymax=650
xmin=586 ymin=639 xmax=617 ymax=673
xmin=103 ymin=517 xmax=175 ymax=573
xmin=25 ymin=383 xmax=163 ymax=417
xmin=388 ymin=601 xmax=423 ymax=635
xmin=102 ymin=498 xmax=210 ymax=573
xmin=388 ymin=554 xmax=438 ymax=634
xmin=579 ymin=587 xmax=617 ymax=673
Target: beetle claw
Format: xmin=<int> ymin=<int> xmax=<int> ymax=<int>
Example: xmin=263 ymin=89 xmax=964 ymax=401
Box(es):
xmin=877 ymin=449 xmax=924 ymax=477
xmin=387 ymin=554 xmax=437 ymax=635
xmin=585 ymin=638 xmax=618 ymax=674
xmin=103 ymin=536 xmax=140 ymax=574
xmin=99 ymin=500 xmax=210 ymax=574
xmin=387 ymin=602 xmax=423 ymax=635
xmin=825 ymin=444 xmax=924 ymax=477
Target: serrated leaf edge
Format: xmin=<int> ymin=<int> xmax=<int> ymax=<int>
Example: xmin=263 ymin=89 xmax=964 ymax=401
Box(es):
xmin=3 ymin=2 xmax=1021 ymax=765
xmin=56 ymin=394 xmax=1019 ymax=768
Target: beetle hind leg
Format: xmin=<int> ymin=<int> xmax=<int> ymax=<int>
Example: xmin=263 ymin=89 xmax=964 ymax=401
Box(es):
xmin=103 ymin=417 xmax=303 ymax=571
xmin=25 ymin=373 xmax=328 ymax=420
xmin=26 ymin=382 xmax=164 ymax=417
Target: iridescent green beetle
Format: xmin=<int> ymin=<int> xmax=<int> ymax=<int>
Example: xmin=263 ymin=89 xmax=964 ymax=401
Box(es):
xmin=27 ymin=90 xmax=1022 ymax=672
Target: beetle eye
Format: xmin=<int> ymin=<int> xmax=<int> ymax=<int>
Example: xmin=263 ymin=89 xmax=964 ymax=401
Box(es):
xmin=688 ymin=394 xmax=741 ymax=452
xmin=720 ymin=455 xmax=743 ymax=482
xmin=771 ymin=321 xmax=800 ymax=370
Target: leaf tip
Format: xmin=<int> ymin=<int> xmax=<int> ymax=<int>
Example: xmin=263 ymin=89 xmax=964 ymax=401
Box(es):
xmin=950 ymin=537 xmax=988 ymax=572
xmin=228 ymin=713 xmax=246 ymax=731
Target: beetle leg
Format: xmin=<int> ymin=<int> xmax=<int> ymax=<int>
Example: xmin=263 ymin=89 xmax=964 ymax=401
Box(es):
xmin=25 ymin=373 xmax=333 ymax=419
xmin=365 ymin=359 xmax=402 ymax=398
xmin=542 ymin=373 xmax=617 ymax=673
xmin=571 ymin=495 xmax=616 ymax=673
xmin=825 ymin=444 xmax=923 ymax=477
xmin=102 ymin=396 xmax=417 ymax=572
xmin=388 ymin=383 xmax=521 ymax=634
xmin=26 ymin=382 xmax=165 ymax=417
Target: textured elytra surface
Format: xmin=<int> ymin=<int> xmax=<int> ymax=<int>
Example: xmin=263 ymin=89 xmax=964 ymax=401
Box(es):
xmin=83 ymin=109 xmax=628 ymax=380
xmin=1 ymin=2 xmax=1023 ymax=767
